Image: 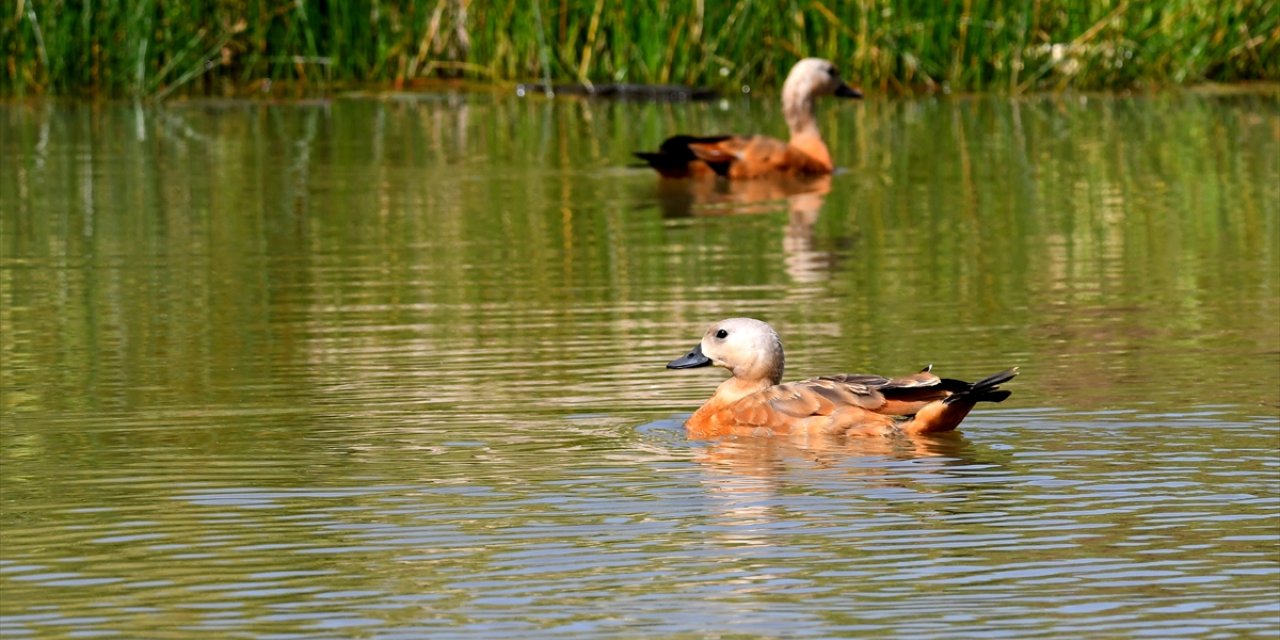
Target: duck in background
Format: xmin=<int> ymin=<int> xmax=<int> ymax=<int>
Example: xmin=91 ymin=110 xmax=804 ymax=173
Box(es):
xmin=634 ymin=58 xmax=862 ymax=179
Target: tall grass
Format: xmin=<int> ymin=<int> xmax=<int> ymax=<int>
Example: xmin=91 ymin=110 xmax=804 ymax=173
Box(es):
xmin=3 ymin=0 xmax=1276 ymax=98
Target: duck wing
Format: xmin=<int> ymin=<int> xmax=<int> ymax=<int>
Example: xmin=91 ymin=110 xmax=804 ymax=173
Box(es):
xmin=824 ymin=368 xmax=973 ymax=412
xmin=634 ymin=135 xmax=733 ymax=178
xmin=730 ymin=367 xmax=970 ymax=427
xmin=689 ymin=135 xmax=830 ymax=178
xmin=637 ymin=134 xmax=831 ymax=179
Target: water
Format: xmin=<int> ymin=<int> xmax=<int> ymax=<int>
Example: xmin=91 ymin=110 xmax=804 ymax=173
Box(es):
xmin=2 ymin=90 xmax=1278 ymax=638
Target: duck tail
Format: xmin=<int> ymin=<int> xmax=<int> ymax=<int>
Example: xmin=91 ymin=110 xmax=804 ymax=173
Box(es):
xmin=903 ymin=367 xmax=1018 ymax=435
xmin=945 ymin=367 xmax=1019 ymax=405
xmin=634 ymin=135 xmax=732 ymax=177
xmin=632 ymin=151 xmax=687 ymax=177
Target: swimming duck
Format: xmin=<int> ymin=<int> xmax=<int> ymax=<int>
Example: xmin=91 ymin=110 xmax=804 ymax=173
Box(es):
xmin=667 ymin=318 xmax=1017 ymax=438
xmin=634 ymin=58 xmax=862 ymax=179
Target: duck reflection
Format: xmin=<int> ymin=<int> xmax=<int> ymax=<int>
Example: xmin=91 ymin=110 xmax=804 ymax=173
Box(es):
xmin=686 ymin=431 xmax=992 ymax=552
xmin=693 ymin=430 xmax=978 ymax=478
xmin=649 ymin=174 xmax=837 ymax=282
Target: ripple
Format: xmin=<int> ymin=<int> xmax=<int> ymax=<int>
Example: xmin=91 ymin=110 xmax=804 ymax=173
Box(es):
xmin=3 ymin=95 xmax=1279 ymax=639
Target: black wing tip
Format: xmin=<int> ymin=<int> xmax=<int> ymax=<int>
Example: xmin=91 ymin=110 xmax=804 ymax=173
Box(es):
xmin=704 ymin=160 xmax=732 ymax=177
xmin=635 ymin=135 xmax=736 ymax=174
xmin=983 ymin=390 xmax=1013 ymax=403
xmin=975 ymin=367 xmax=1019 ymax=389
xmin=945 ymin=367 xmax=1019 ymax=404
xmin=662 ymin=134 xmax=732 ymax=147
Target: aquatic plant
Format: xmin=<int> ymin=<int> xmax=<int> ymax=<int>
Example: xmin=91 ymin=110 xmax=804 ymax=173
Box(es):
xmin=3 ymin=0 xmax=1275 ymax=97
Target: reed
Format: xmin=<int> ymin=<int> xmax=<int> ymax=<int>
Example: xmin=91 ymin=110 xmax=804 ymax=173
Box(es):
xmin=3 ymin=0 xmax=1275 ymax=97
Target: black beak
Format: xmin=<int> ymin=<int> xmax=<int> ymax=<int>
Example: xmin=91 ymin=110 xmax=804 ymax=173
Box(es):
xmin=667 ymin=343 xmax=712 ymax=369
xmin=835 ymin=83 xmax=863 ymax=99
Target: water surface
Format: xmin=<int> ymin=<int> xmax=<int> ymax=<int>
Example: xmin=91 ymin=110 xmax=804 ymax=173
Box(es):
xmin=2 ymin=90 xmax=1278 ymax=638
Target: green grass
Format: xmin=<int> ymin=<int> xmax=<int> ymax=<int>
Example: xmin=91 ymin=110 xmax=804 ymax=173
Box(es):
xmin=3 ymin=0 xmax=1276 ymax=98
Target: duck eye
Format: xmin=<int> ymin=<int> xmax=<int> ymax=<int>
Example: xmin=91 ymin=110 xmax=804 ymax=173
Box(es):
xmin=828 ymin=66 xmax=839 ymax=77
xmin=715 ymin=329 xmax=728 ymax=339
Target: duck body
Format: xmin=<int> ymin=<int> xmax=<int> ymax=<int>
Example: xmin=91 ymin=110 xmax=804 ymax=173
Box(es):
xmin=635 ymin=134 xmax=836 ymax=179
xmin=667 ymin=318 xmax=1017 ymax=439
xmin=635 ymin=58 xmax=861 ymax=179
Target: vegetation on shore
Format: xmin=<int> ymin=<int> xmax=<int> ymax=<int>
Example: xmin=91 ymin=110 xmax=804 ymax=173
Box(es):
xmin=4 ymin=0 xmax=1276 ymax=98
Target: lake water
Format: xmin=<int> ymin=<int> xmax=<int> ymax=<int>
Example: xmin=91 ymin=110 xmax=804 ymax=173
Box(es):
xmin=2 ymin=89 xmax=1278 ymax=638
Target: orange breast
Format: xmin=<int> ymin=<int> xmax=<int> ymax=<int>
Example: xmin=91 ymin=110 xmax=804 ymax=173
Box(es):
xmin=685 ymin=392 xmax=904 ymax=439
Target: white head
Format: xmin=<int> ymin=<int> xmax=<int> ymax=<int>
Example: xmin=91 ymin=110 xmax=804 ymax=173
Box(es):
xmin=780 ymin=58 xmax=861 ymax=136
xmin=667 ymin=317 xmax=785 ymax=385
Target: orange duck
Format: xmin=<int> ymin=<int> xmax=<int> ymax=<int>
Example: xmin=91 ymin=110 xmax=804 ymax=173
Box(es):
xmin=635 ymin=58 xmax=862 ymax=179
xmin=667 ymin=318 xmax=1018 ymax=439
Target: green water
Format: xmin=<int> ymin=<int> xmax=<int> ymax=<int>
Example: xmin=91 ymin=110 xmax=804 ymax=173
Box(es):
xmin=1 ymin=91 xmax=1278 ymax=638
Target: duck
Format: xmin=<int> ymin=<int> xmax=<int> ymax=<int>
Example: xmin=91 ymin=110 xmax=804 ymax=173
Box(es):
xmin=666 ymin=318 xmax=1018 ymax=438
xmin=634 ymin=58 xmax=862 ymax=179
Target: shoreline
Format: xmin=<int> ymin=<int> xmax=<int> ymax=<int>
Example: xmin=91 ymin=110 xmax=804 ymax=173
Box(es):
xmin=4 ymin=80 xmax=1278 ymax=106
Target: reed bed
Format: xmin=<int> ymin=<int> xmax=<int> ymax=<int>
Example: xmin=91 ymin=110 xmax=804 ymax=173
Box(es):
xmin=4 ymin=0 xmax=1276 ymax=98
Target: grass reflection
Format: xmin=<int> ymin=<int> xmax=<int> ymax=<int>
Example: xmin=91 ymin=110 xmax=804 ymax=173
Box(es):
xmin=1 ymin=91 xmax=1277 ymax=422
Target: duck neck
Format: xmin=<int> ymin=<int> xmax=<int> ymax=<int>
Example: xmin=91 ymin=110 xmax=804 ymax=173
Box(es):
xmin=784 ymin=95 xmax=820 ymax=140
xmin=784 ymin=97 xmax=832 ymax=169
xmin=714 ymin=374 xmax=777 ymax=406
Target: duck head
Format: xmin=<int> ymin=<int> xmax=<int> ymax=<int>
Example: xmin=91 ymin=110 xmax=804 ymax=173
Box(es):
xmin=781 ymin=58 xmax=861 ymax=137
xmin=667 ymin=317 xmax=785 ymax=385
xmin=783 ymin=58 xmax=862 ymax=100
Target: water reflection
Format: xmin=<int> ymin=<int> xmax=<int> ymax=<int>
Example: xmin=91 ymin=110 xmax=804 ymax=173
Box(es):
xmin=648 ymin=174 xmax=832 ymax=218
xmin=646 ymin=174 xmax=837 ymax=282
xmin=1 ymin=91 xmax=1278 ymax=638
xmin=693 ymin=431 xmax=981 ymax=478
xmin=4 ymin=94 xmax=1276 ymax=419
